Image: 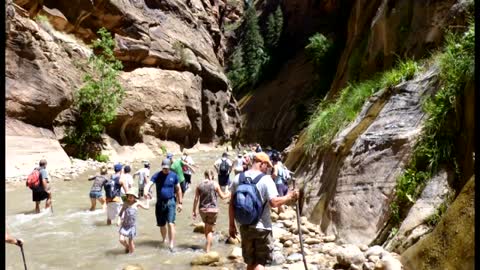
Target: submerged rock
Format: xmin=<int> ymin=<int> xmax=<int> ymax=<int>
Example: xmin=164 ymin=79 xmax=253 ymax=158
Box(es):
xmin=191 ymin=251 xmax=220 ymax=265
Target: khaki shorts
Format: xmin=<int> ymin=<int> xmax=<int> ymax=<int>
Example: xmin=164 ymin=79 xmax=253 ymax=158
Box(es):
xmin=199 ymin=208 xmax=218 ymax=225
xmin=240 ymin=225 xmax=273 ymax=266
xmin=107 ymin=201 xmax=122 ymax=221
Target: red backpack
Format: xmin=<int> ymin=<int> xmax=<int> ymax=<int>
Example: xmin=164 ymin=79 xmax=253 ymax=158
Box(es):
xmin=26 ymin=168 xmax=41 ymax=190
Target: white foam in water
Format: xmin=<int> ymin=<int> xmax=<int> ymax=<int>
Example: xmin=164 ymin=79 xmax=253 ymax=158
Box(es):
xmin=35 ymin=231 xmax=74 ymax=238
xmin=10 ymin=209 xmax=52 ymax=226
xmin=65 ymin=209 xmax=104 ymax=218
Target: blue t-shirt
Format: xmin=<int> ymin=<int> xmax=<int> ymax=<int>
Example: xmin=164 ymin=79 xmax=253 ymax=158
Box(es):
xmin=151 ymin=171 xmax=178 ymax=200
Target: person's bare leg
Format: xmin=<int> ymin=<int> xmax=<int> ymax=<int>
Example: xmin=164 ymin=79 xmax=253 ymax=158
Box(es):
xmin=90 ymin=198 xmax=96 ymax=211
xmin=160 ymin=226 xmax=167 ymax=243
xmin=98 ymin=198 xmax=106 ymax=211
xmin=119 ymin=235 xmax=128 ymax=251
xmin=167 ymin=223 xmax=175 ymax=249
xmin=128 ymin=238 xmax=135 ymax=253
xmin=204 ymin=224 xmax=213 ymax=252
xmin=35 ymin=201 xmax=40 ymax=213
xmin=247 ymin=264 xmax=264 ymax=270
xmin=45 ymin=194 xmax=52 ymax=209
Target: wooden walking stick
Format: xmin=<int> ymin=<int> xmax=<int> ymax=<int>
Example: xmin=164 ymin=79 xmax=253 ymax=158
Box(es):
xmin=293 ymin=178 xmax=308 ymax=270
xmin=20 ymin=244 xmax=28 ymax=270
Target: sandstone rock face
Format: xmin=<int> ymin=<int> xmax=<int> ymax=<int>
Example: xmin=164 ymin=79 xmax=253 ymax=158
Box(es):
xmin=6 ymin=118 xmax=72 ymax=178
xmin=326 ymin=0 xmax=472 ymax=99
xmin=384 ymin=169 xmax=452 ymax=253
xmin=6 ymin=3 xmax=83 ymax=128
xmin=401 ymin=176 xmax=474 ymax=270
xmin=9 ymin=0 xmax=242 ymax=160
xmin=297 ymin=65 xmax=439 ymax=245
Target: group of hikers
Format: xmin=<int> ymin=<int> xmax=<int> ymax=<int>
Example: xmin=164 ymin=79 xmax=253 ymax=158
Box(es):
xmin=14 ymin=144 xmax=299 ymax=270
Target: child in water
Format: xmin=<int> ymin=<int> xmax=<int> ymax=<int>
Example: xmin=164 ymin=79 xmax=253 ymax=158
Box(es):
xmin=119 ymin=189 xmax=150 ymax=253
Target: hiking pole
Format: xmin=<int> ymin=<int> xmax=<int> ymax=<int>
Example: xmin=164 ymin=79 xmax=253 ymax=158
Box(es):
xmin=20 ymin=244 xmax=27 ymax=270
xmin=293 ymin=179 xmax=308 ymax=270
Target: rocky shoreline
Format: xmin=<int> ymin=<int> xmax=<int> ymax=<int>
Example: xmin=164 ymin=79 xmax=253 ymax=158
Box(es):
xmin=189 ymin=206 xmax=403 ymax=270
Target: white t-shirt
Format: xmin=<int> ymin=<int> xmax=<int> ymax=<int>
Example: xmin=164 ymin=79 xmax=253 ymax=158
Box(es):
xmin=182 ymin=155 xmax=195 ymax=175
xmin=135 ymin=167 xmax=150 ymax=185
xmin=234 ymin=157 xmax=244 ymax=172
xmin=120 ymin=174 xmax=134 ymax=196
xmin=230 ymin=169 xmax=279 ymax=230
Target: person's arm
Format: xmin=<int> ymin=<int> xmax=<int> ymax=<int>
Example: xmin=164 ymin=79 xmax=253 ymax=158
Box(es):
xmin=269 ymin=190 xmax=298 ymax=208
xmin=215 ymin=183 xmax=230 ymax=200
xmin=138 ymin=199 xmax=150 ymax=210
xmin=144 ymin=181 xmax=153 ymax=199
xmin=272 ymin=165 xmax=278 ymax=180
xmin=120 ymin=178 xmax=129 ymax=194
xmin=228 ymin=200 xmax=237 ymax=238
xmin=119 ymin=204 xmax=127 ymax=218
xmin=183 ymin=161 xmax=196 ymax=173
xmin=5 ymin=233 xmax=23 ymax=246
xmin=213 ymin=161 xmax=219 ymax=173
xmin=88 ymin=175 xmax=96 ymax=181
xmin=192 ymin=186 xmax=200 ymax=219
xmin=175 ymin=183 xmax=183 ymax=212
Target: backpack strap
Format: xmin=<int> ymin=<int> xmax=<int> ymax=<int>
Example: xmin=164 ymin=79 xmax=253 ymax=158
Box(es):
xmin=238 ymin=172 xmax=246 ymax=184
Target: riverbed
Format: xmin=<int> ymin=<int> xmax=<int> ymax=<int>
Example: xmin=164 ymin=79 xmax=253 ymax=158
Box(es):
xmin=6 ymin=150 xmax=234 ymax=270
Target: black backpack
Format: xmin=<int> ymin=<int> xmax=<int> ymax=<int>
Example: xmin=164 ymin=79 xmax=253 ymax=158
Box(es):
xmin=219 ymin=159 xmax=230 ymax=176
xmin=104 ymin=175 xmax=120 ymax=199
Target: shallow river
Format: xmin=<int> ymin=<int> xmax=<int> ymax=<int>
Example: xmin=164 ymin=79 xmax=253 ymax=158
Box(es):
xmin=6 ymin=150 xmax=234 ymax=270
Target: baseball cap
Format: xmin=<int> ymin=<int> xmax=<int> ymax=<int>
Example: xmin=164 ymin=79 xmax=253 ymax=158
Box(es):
xmin=114 ymin=163 xmax=123 ymax=172
xmin=166 ymin=153 xmax=173 ymax=159
xmin=254 ymin=152 xmax=273 ymax=168
xmin=161 ymin=158 xmax=171 ymax=169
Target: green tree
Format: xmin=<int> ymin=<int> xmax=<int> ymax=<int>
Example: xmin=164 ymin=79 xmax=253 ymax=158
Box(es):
xmin=65 ymin=27 xmax=125 ymax=159
xmin=242 ymin=6 xmax=267 ymax=85
xmin=227 ymin=46 xmax=247 ymax=90
xmin=265 ymin=6 xmax=283 ymax=51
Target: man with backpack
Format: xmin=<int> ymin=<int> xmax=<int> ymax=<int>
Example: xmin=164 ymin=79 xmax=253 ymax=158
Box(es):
xmin=134 ymin=162 xmax=151 ymax=198
xmin=104 ymin=163 xmax=129 ymax=226
xmin=229 ymin=152 xmax=299 ymax=270
xmin=27 ymin=159 xmax=51 ymax=213
xmin=214 ymin=152 xmax=233 ymax=192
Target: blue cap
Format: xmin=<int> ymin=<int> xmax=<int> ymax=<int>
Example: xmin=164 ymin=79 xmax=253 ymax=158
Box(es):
xmin=166 ymin=153 xmax=173 ymax=159
xmin=114 ymin=163 xmax=123 ymax=172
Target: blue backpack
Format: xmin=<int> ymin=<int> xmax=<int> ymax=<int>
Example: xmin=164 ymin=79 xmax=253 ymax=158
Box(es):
xmin=233 ymin=173 xmax=267 ymax=225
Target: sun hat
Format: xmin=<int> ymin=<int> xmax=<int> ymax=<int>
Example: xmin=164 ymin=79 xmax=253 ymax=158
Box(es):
xmin=161 ymin=158 xmax=171 ymax=169
xmin=125 ymin=189 xmax=139 ymax=199
xmin=254 ymin=152 xmax=273 ymax=168
xmin=166 ymin=153 xmax=173 ymax=159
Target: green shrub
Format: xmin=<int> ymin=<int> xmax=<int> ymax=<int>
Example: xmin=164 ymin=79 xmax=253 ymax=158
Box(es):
xmin=305 ymin=59 xmax=419 ymax=151
xmin=160 ymin=145 xmax=167 ymax=155
xmin=388 ymin=22 xmax=474 ymax=232
xmin=35 ymin=14 xmax=48 ymax=22
xmin=64 ymin=27 xmax=125 ymax=159
xmin=305 ymin=33 xmax=333 ymax=69
xmin=95 ymin=154 xmax=109 ymax=163
xmin=265 ymin=6 xmax=283 ymax=51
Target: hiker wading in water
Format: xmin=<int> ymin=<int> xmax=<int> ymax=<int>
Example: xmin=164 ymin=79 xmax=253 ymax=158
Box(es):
xmin=88 ymin=166 xmax=109 ymax=211
xmin=144 ymin=158 xmax=183 ymax=251
xmin=118 ymin=189 xmax=150 ymax=254
xmin=213 ymin=152 xmax=233 ymax=192
xmin=30 ymin=159 xmax=52 ymax=213
xmin=192 ymin=169 xmax=230 ymax=252
xmin=105 ymin=164 xmax=129 ymax=226
xmin=229 ymin=152 xmax=299 ymax=270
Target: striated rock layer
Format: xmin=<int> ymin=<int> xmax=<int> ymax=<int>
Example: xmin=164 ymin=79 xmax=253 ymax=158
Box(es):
xmin=7 ymin=0 xmax=242 ymax=174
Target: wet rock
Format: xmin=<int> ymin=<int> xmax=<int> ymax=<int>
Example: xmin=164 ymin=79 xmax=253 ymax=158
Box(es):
xmin=226 ymin=236 xmax=241 ymax=245
xmin=365 ymin=245 xmax=386 ymax=259
xmin=271 ymin=250 xmax=286 ymax=265
xmin=304 ymin=238 xmax=322 ymax=245
xmin=286 ymin=253 xmax=303 ymax=263
xmin=122 ymin=264 xmax=144 ymax=270
xmin=374 ymin=254 xmax=402 ymax=270
xmin=193 ymin=222 xmax=205 ymax=233
xmin=364 ymin=261 xmax=376 ymax=270
xmin=191 ymin=251 xmax=220 ymax=265
xmin=358 ymin=244 xmax=369 ymax=252
xmin=271 ymin=211 xmax=279 ymax=222
xmin=336 ymin=244 xmax=365 ymax=268
xmin=308 ymin=232 xmax=316 ymax=237
xmin=283 ymin=220 xmax=294 ymax=228
xmin=227 ymin=247 xmax=242 ymax=260
xmin=284 ymin=240 xmax=293 ymax=247
xmin=322 ymin=235 xmax=336 ymax=242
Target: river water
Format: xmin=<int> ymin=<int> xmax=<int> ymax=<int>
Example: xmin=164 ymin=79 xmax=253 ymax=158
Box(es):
xmin=6 ymin=150 xmax=234 ymax=270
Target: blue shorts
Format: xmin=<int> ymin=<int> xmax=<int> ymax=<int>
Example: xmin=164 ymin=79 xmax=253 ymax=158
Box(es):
xmin=89 ymin=191 xmax=103 ymax=199
xmin=156 ymin=198 xmax=176 ymax=226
